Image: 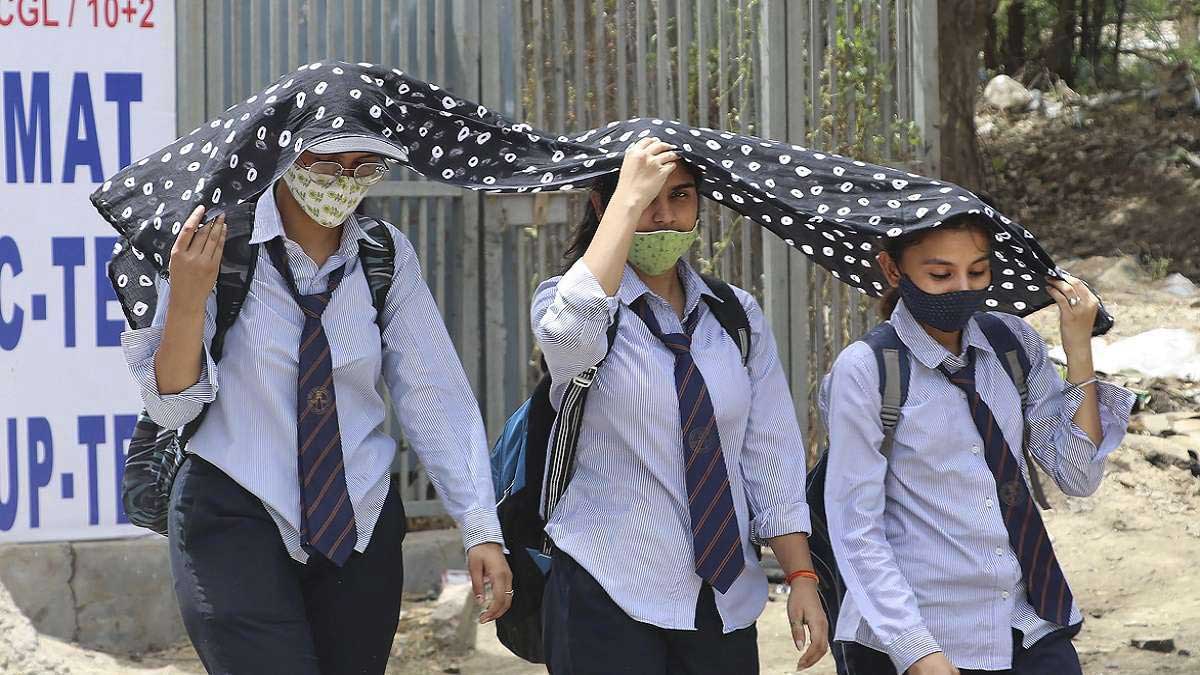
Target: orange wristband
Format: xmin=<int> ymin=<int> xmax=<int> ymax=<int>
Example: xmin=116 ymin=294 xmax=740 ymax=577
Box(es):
xmin=785 ymin=569 xmax=819 ymax=585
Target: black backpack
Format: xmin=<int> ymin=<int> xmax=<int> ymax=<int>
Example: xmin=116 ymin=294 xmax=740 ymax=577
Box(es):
xmin=112 ymin=202 xmax=397 ymax=535
xmin=805 ymin=312 xmax=1049 ymax=674
xmin=490 ymin=275 xmax=753 ymax=663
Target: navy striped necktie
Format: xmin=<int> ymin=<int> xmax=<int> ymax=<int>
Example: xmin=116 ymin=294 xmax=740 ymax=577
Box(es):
xmin=633 ymin=296 xmax=745 ymax=594
xmin=266 ymin=238 xmax=358 ymax=566
xmin=939 ymin=351 xmax=1074 ymax=626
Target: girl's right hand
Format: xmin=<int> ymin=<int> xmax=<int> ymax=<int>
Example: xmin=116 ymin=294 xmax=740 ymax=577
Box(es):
xmin=609 ymin=136 xmax=679 ymax=215
xmin=168 ymin=205 xmax=226 ymax=312
xmin=908 ymin=652 xmax=959 ymax=675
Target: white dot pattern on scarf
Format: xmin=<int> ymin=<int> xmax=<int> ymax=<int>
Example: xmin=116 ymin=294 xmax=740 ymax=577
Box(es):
xmin=91 ymin=60 xmax=1076 ymax=320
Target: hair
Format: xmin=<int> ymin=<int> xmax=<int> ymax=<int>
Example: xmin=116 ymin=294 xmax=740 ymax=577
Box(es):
xmin=877 ymin=215 xmax=993 ymax=320
xmin=561 ymin=174 xmax=620 ymax=274
xmin=560 ymin=163 xmax=700 ymax=274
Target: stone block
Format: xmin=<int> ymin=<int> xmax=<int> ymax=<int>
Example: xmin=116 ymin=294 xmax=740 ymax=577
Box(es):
xmin=0 ymin=542 xmax=77 ymax=641
xmin=402 ymin=529 xmax=465 ymax=598
xmin=1131 ymin=637 xmax=1177 ymax=653
xmin=70 ymin=537 xmax=184 ymax=654
xmin=1133 ymin=413 xmax=1174 ymax=436
xmin=430 ymin=581 xmax=478 ymax=655
xmin=1174 ymin=418 xmax=1200 ymax=435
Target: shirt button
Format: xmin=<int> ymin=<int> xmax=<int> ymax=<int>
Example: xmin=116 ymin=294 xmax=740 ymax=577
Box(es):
xmin=971 ymin=445 xmax=981 ymax=454
xmin=1002 ymin=591 xmax=1011 ymax=599
xmin=986 ymin=499 xmax=994 ymax=508
xmin=995 ymin=547 xmax=1004 ymax=556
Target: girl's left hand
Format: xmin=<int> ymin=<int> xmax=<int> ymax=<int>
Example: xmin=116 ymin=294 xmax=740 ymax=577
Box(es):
xmin=787 ymin=580 xmax=829 ymax=669
xmin=1045 ymin=273 xmax=1100 ymax=350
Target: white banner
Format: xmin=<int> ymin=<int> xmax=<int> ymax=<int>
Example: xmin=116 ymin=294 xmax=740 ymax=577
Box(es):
xmin=0 ymin=0 xmax=176 ymax=542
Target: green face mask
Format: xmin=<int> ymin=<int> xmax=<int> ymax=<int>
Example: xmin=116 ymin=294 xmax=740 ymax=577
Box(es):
xmin=627 ymin=222 xmax=700 ymax=276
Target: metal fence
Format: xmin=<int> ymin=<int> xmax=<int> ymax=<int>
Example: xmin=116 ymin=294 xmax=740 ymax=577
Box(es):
xmin=174 ymin=0 xmax=938 ymax=515
xmin=485 ymin=0 xmax=940 ymax=446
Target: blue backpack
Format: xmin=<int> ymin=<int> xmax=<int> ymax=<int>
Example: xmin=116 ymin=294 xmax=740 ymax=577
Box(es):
xmin=806 ymin=312 xmax=1050 ymax=674
xmin=490 ymin=275 xmax=752 ymax=663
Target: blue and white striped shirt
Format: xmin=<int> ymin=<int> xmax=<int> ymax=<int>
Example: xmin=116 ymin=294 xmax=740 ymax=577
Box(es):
xmin=121 ymin=188 xmax=503 ymax=561
xmin=532 ymin=259 xmax=811 ymax=633
xmin=820 ymin=300 xmax=1134 ymax=672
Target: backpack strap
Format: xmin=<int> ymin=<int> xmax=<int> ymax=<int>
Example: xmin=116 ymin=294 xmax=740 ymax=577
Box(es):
xmin=180 ymin=203 xmax=259 ymax=444
xmin=973 ymin=312 xmax=1052 ymax=510
xmin=355 ymin=215 xmax=397 ymax=328
xmin=698 ymin=274 xmax=752 ymax=366
xmin=540 ymin=311 xmax=621 ymax=553
xmin=861 ymin=322 xmax=910 ymax=459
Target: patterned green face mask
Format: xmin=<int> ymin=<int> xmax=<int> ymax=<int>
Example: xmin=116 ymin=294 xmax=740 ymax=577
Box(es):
xmin=627 ymin=222 xmax=700 ymax=276
xmin=281 ymin=163 xmax=373 ymax=228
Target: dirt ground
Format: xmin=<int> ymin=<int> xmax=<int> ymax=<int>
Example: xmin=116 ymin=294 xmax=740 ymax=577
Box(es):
xmin=978 ymin=101 xmax=1200 ymax=282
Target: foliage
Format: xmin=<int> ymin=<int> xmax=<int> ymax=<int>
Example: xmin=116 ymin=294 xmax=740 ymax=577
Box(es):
xmin=807 ymin=2 xmax=922 ymax=164
xmin=1141 ymin=254 xmax=1174 ymax=280
xmin=991 ymin=0 xmax=1200 ymax=90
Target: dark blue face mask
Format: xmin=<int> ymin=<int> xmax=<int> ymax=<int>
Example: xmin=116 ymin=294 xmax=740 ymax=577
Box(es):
xmin=898 ymin=275 xmax=988 ymax=332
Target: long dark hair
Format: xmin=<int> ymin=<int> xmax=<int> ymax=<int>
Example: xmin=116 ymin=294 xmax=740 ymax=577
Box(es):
xmin=877 ymin=215 xmax=993 ymax=319
xmin=561 ymin=174 xmax=620 ymax=274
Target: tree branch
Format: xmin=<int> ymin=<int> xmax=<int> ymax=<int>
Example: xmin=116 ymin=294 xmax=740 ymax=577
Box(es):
xmin=1117 ymin=48 xmax=1174 ymax=67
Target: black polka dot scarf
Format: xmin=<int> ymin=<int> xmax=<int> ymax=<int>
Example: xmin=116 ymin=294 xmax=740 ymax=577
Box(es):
xmin=89 ymin=60 xmax=1112 ymax=333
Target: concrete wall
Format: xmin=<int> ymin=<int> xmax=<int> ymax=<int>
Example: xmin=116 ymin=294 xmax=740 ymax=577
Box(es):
xmin=0 ymin=529 xmax=465 ymax=655
xmin=0 ymin=537 xmax=181 ymax=655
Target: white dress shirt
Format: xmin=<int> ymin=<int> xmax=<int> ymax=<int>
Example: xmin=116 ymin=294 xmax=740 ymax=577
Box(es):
xmin=821 ymin=299 xmax=1134 ymax=671
xmin=121 ymin=188 xmax=503 ymax=561
xmin=532 ymin=259 xmax=811 ymax=633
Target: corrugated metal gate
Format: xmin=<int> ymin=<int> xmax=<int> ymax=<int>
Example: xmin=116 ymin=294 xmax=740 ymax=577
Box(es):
xmin=174 ymin=0 xmax=938 ymax=515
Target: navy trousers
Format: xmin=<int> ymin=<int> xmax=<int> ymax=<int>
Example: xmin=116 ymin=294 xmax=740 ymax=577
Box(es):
xmin=542 ymin=549 xmax=759 ymax=675
xmin=837 ymin=624 xmax=1083 ymax=675
xmin=168 ymin=456 xmax=406 ymax=675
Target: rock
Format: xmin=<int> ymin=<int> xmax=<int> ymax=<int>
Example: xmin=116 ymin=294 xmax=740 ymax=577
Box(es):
xmin=0 ymin=543 xmax=76 ymax=641
xmin=1063 ymin=255 xmax=1146 ymax=293
xmin=1093 ymin=257 xmax=1147 ymax=292
xmin=1162 ymin=273 xmax=1198 ymax=298
xmin=1180 ymin=649 xmax=1192 ymax=657
xmin=429 ymin=580 xmax=478 ymax=656
xmin=1124 ymin=435 xmax=1195 ymax=469
xmin=1132 ymin=413 xmax=1175 ymax=436
xmin=984 ymin=75 xmax=1034 ymax=112
xmin=70 ymin=539 xmax=185 ymax=654
xmin=1054 ymin=79 xmax=1082 ymax=104
xmin=1175 ymin=418 xmax=1200 ymax=434
xmin=1044 ymin=99 xmax=1064 ymax=119
xmin=1028 ymin=88 xmax=1044 ymax=114
xmin=1069 ymin=329 xmax=1200 ymax=381
xmin=1131 ymin=638 xmax=1176 ymax=653
xmin=977 ymin=120 xmax=997 ymax=136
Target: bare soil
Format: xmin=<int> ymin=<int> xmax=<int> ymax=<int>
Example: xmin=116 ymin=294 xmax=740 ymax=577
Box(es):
xmin=978 ymin=103 xmax=1200 ymax=282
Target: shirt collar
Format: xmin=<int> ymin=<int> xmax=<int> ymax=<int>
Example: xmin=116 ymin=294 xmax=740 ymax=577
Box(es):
xmin=890 ymin=298 xmax=995 ymax=369
xmin=250 ymin=184 xmax=382 ymax=252
xmin=615 ymin=259 xmax=719 ymax=318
